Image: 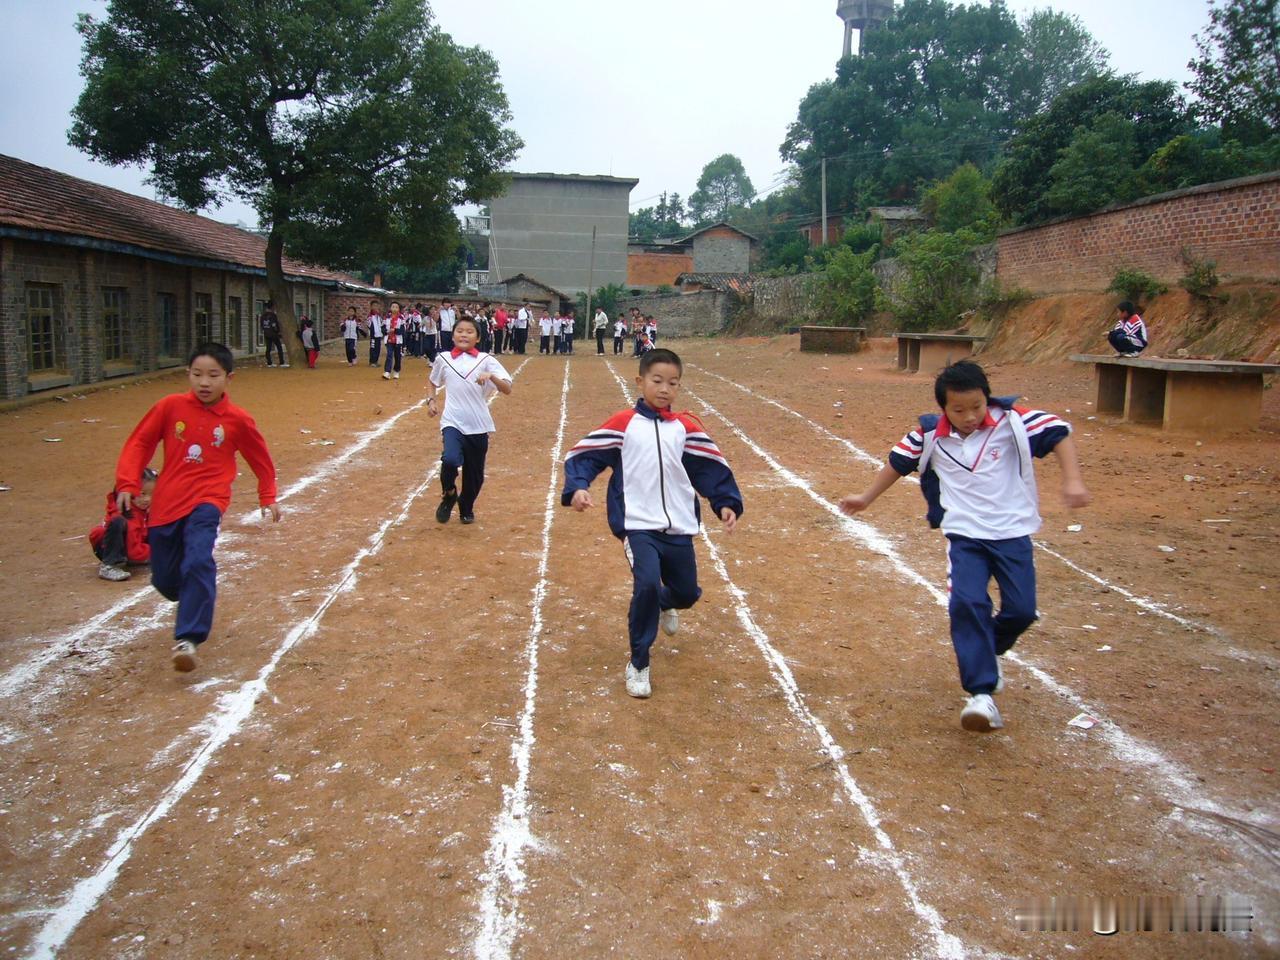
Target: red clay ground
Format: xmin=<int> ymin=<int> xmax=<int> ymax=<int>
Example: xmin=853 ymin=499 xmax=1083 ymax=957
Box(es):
xmin=0 ymin=336 xmax=1276 ymax=959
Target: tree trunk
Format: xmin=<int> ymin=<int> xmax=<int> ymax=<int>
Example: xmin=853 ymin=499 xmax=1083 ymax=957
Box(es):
xmin=265 ymin=227 xmax=305 ymax=367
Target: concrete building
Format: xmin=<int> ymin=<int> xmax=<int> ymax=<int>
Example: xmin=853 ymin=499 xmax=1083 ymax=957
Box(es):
xmin=486 ymin=173 xmax=638 ymax=296
xmin=838 ymin=0 xmax=895 ymax=57
xmin=0 ymin=154 xmax=376 ymax=401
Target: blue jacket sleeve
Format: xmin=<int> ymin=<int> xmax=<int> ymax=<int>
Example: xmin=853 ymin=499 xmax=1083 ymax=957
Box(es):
xmin=681 ymin=425 xmax=744 ymax=518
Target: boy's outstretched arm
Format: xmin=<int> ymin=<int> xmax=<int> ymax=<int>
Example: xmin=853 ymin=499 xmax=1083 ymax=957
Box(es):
xmin=1052 ymin=434 xmax=1090 ymax=508
xmin=237 ymin=416 xmax=281 ymax=523
xmin=561 ymin=413 xmax=626 ymax=509
xmin=839 ymin=462 xmax=903 ymax=515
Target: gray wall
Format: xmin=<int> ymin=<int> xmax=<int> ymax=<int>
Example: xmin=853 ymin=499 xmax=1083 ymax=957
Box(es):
xmin=614 ymin=291 xmax=733 ymax=337
xmin=692 ymin=233 xmax=751 ymax=274
xmin=488 ymin=175 xmax=635 ymax=296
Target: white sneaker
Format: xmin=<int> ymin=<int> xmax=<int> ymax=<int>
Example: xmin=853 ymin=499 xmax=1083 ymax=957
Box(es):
xmin=382 ymin=372 xmax=391 ymax=380
xmin=625 ymin=661 xmax=651 ymax=698
xmin=97 ymin=561 xmax=131 ymax=581
xmin=281 ymin=362 xmax=291 ymax=367
xmin=994 ymin=657 xmax=1005 ymax=694
xmin=172 ymin=640 xmax=198 ymax=673
xmin=660 ymin=608 xmax=679 ymax=637
xmin=960 ymin=693 xmax=1003 ymax=732
xmin=393 ymin=372 xmax=400 ymax=380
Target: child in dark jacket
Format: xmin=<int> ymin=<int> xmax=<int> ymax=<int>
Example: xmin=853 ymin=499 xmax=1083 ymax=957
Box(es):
xmin=90 ymin=468 xmax=157 ymax=581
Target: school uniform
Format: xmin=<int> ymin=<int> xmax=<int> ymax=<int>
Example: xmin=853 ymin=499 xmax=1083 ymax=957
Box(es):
xmin=514 ymin=307 xmax=531 ymax=354
xmin=613 ymin=319 xmax=626 ymax=355
xmin=887 ymin=400 xmax=1070 ymax=696
xmin=539 ymin=317 xmax=553 ymax=354
xmin=562 ymin=400 xmax=743 ymax=671
xmin=367 ymin=312 xmax=385 ymax=365
xmin=116 ymin=391 xmax=276 ymax=646
xmin=438 ymin=307 xmax=456 ymax=353
xmin=422 ymin=313 xmax=439 ymax=361
xmin=340 ymin=317 xmax=360 ymax=365
xmin=429 ymin=347 xmax=511 ymax=519
xmin=383 ymin=313 xmax=404 ymax=376
xmin=1108 ymin=314 xmax=1148 ymax=355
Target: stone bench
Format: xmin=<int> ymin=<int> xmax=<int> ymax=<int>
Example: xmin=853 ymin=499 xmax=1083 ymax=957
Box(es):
xmin=895 ymin=332 xmax=987 ymax=373
xmin=1070 ymin=354 xmax=1280 ymax=431
xmin=799 ymin=325 xmax=866 ymax=353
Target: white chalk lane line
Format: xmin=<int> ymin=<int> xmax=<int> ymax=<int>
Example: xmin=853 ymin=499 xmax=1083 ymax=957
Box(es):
xmin=686 ymin=361 xmax=1231 ymax=641
xmin=603 ymin=361 xmax=971 ymax=960
xmin=679 ymin=380 xmax=1278 ymax=859
xmin=26 ymin=363 xmax=527 ymax=960
xmin=473 ymin=361 xmax=571 ymax=960
xmin=0 ymin=394 xmax=430 ymax=706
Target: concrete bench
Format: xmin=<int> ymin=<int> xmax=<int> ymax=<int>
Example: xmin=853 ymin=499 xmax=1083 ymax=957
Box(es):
xmin=800 ymin=325 xmax=866 ymax=353
xmin=895 ymin=332 xmax=987 ymax=373
xmin=1070 ymin=354 xmax=1280 ymax=431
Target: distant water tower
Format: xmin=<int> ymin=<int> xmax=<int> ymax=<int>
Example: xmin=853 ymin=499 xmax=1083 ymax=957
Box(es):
xmin=837 ymin=0 xmax=894 ymax=57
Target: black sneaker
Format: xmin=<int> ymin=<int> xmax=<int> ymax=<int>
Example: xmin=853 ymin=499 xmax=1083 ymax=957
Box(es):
xmin=436 ymin=489 xmax=458 ymax=523
xmin=460 ymin=514 xmax=476 ymax=525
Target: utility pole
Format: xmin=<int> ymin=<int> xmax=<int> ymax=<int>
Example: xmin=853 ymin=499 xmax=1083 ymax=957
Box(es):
xmin=821 ymin=158 xmax=828 ymax=247
xmin=585 ymin=225 xmax=597 ymax=340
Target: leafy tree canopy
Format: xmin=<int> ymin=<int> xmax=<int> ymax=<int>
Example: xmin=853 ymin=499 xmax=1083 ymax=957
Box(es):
xmin=1188 ymin=0 xmax=1280 ymax=145
xmin=630 ymin=192 xmax=688 ymax=242
xmin=920 ymin=162 xmax=999 ymax=235
xmin=71 ymin=0 xmax=522 ymax=328
xmin=688 ymin=154 xmax=755 ymax=224
xmin=781 ymin=0 xmax=1109 ymax=217
xmin=990 ymin=74 xmax=1190 ymax=223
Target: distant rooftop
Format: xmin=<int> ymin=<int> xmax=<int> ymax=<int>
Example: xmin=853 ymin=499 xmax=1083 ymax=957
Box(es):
xmin=509 ymin=172 xmax=640 ymax=188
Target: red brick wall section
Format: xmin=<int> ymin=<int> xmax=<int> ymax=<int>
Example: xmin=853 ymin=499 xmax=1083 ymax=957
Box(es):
xmin=996 ymin=173 xmax=1280 ymax=294
xmin=628 ymin=252 xmax=693 ymax=287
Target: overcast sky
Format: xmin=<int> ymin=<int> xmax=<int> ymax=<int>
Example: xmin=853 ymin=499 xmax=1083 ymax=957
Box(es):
xmin=0 ymin=0 xmax=1212 ymax=230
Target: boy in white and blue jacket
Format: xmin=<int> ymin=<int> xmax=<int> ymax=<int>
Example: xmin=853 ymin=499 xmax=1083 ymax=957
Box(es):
xmin=1107 ymin=300 xmax=1149 ymax=356
xmin=840 ymin=361 xmax=1089 ymax=733
xmin=563 ymin=349 xmax=744 ymax=699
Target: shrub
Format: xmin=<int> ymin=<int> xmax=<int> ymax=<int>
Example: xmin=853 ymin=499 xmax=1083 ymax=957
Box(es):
xmin=1178 ymin=248 xmax=1221 ymax=298
xmin=815 ymin=246 xmax=880 ymax=326
xmin=1106 ymin=267 xmax=1167 ymax=305
xmin=888 ymin=228 xmax=985 ymax=331
xmin=977 ymin=279 xmax=1034 ymax=314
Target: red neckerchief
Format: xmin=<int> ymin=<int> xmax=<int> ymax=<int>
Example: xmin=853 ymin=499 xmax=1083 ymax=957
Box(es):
xmin=451 ymin=347 xmax=479 ymax=358
xmin=935 ymin=408 xmax=999 ymax=438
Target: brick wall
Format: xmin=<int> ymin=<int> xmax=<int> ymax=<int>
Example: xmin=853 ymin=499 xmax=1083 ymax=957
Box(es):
xmin=0 ymin=237 xmax=328 ymax=400
xmin=614 ymin=290 xmax=732 ymax=337
xmin=996 ymin=172 xmax=1280 ymax=294
xmin=692 ymin=228 xmax=752 ymax=274
xmin=627 ymin=251 xmax=693 ymax=287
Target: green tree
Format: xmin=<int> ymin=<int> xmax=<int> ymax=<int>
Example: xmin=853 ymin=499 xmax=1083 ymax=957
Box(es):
xmin=630 ymin=191 xmax=688 ymax=242
xmin=817 ymin=246 xmax=880 ymax=326
xmin=1041 ymin=112 xmax=1144 ymax=218
xmin=1137 ymin=129 xmax=1280 ymax=193
xmin=782 ymin=0 xmax=1107 ymax=214
xmin=920 ymin=163 xmax=998 ymax=235
xmin=990 ymin=75 xmax=1191 ymax=223
xmin=688 ymin=154 xmax=755 ymax=224
xmin=70 ymin=0 xmax=520 ymax=360
xmin=1188 ymin=0 xmax=1280 ymax=144
xmin=364 ymin=244 xmax=468 ymax=294
xmin=1010 ymin=8 xmax=1111 ymax=116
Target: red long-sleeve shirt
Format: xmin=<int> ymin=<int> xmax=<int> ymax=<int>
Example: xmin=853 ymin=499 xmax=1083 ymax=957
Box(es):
xmin=87 ymin=490 xmax=151 ymax=563
xmin=115 ymin=391 xmax=277 ymax=527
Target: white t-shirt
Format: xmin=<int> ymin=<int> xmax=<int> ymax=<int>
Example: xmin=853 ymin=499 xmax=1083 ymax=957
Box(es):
xmin=614 ymin=319 xmax=627 ymax=337
xmin=430 ymin=352 xmax=511 ymax=435
xmin=539 ymin=317 xmax=553 ymax=336
xmin=516 ymin=307 xmax=530 ymax=328
xmin=439 ymin=307 xmax=456 ymax=332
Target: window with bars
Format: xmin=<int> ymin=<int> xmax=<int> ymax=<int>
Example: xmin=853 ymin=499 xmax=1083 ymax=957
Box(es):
xmin=254 ymin=299 xmax=268 ymax=348
xmin=157 ymin=293 xmax=178 ymax=357
xmin=227 ymin=297 xmax=243 ymax=349
xmin=194 ymin=293 xmax=213 ymax=344
xmin=26 ymin=286 xmax=61 ymax=373
xmin=102 ymin=288 xmax=128 ymax=362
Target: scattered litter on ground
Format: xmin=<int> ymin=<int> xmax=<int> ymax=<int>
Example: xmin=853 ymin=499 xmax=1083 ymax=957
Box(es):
xmin=299 ymin=428 xmax=312 ymax=434
xmin=43 ymin=438 xmax=63 ymax=443
xmin=1158 ymin=545 xmax=1176 ymax=553
xmin=0 ymin=485 xmax=12 ymax=492
xmin=1067 ymin=523 xmax=1083 ymax=532
xmin=1202 ymin=519 xmax=1232 ymax=524
xmin=1067 ymin=713 xmax=1099 ymax=730
xmin=1082 ymin=624 xmax=1098 ymax=631
xmin=81 ymin=418 xmax=101 ymax=424
xmin=1096 ymin=644 xmax=1112 ymax=652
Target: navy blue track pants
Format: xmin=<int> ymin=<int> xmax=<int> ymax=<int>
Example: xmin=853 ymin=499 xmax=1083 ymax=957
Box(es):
xmin=623 ymin=530 xmax=702 ymax=670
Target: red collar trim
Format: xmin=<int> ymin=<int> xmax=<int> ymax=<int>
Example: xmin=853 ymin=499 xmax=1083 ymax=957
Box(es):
xmin=451 ymin=347 xmax=479 ymax=358
xmin=937 ymin=408 xmax=999 ymax=438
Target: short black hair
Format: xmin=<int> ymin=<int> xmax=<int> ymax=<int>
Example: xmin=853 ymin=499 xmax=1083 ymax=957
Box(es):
xmin=640 ymin=348 xmax=682 ymax=376
xmin=188 ymin=342 xmax=234 ymax=374
xmin=453 ymin=315 xmax=479 ymax=335
xmin=934 ymin=360 xmax=990 ymax=407
xmin=1117 ymin=300 xmax=1136 ymax=316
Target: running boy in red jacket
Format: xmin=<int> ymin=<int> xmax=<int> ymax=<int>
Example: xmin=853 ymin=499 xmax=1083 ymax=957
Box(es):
xmin=89 ymin=467 xmax=157 ymax=581
xmin=115 ymin=343 xmax=280 ymax=671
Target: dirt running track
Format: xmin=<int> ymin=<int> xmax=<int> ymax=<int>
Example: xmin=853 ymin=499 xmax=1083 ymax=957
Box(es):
xmin=0 ymin=336 xmax=1276 ymax=959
